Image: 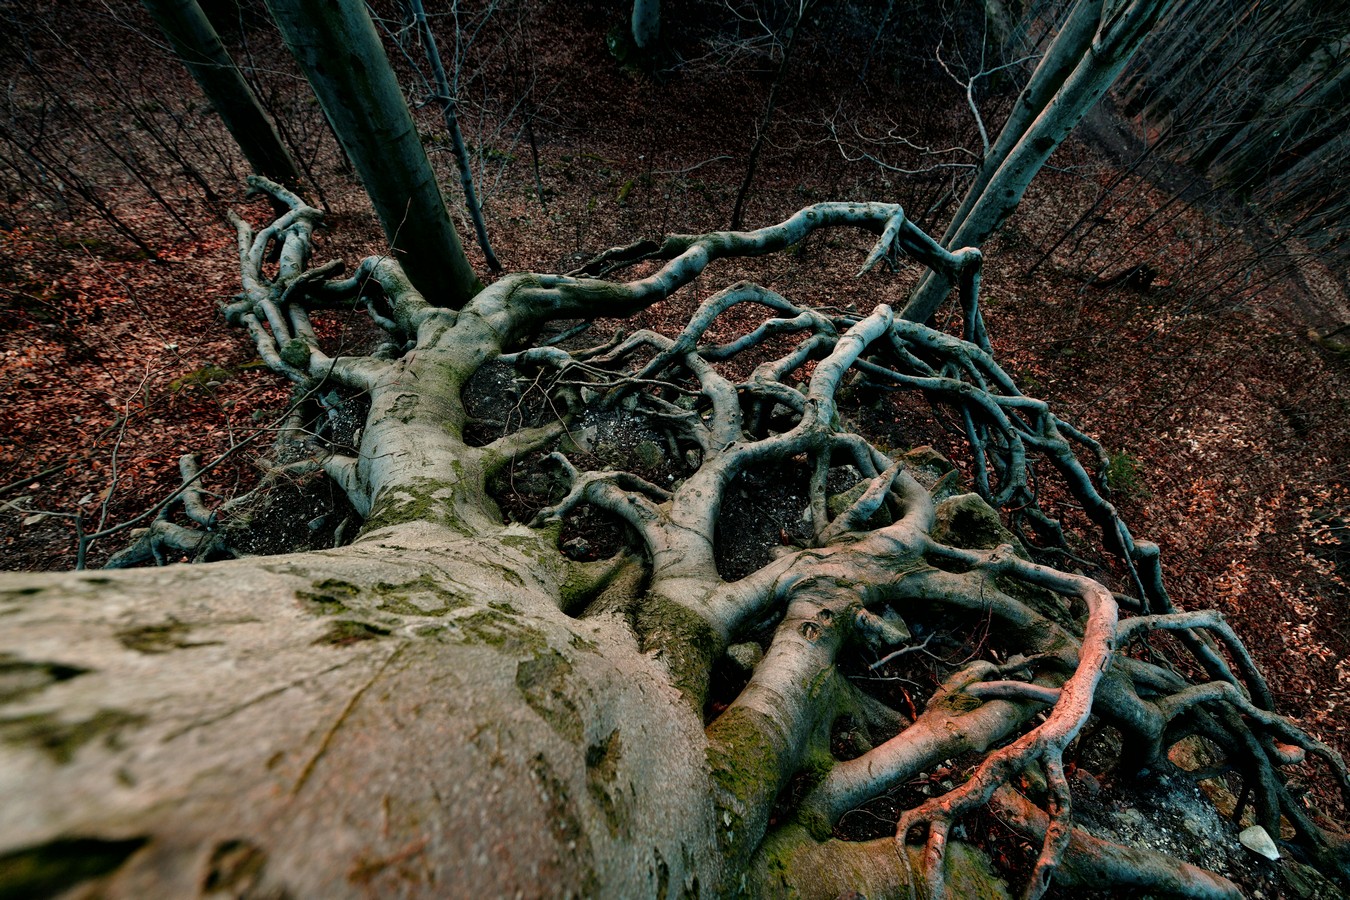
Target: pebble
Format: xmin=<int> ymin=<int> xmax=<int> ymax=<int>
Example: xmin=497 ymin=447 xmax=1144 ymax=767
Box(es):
xmin=1239 ymin=825 xmax=1280 ymax=861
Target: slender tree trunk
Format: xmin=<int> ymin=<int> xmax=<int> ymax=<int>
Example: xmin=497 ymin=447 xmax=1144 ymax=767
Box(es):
xmin=904 ymin=0 xmax=1176 ymax=323
xmin=408 ymin=0 xmax=501 ymax=272
xmin=140 ymin=0 xmax=302 ymax=188
xmin=941 ymin=0 xmax=1103 ymax=246
xmin=1112 ymin=0 xmax=1198 ymax=112
xmin=1135 ymin=0 xmax=1241 ymax=124
xmin=1208 ymin=52 xmax=1350 ymax=186
xmin=264 ymin=0 xmax=480 ymax=307
xmin=631 ymin=0 xmax=661 ymax=50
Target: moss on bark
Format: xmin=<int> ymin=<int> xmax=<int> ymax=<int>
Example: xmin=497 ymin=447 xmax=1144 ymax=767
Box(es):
xmin=636 ymin=597 xmax=721 ymax=708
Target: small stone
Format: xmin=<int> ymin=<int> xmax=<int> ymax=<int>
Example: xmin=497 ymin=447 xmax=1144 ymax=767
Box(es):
xmin=1071 ymin=768 xmax=1102 ymax=798
xmin=634 ymin=440 xmax=665 ymax=469
xmin=562 ymin=537 xmax=591 ymax=559
xmin=1117 ymin=808 xmax=1146 ymax=828
xmin=1240 ymin=826 xmax=1280 ymax=861
xmin=880 ymin=607 xmax=912 ymax=642
xmin=280 ymin=338 xmax=311 ymax=368
xmin=898 ymin=445 xmax=956 ymax=476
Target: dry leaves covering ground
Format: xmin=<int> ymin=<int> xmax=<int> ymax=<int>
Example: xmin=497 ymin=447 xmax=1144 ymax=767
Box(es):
xmin=1 ymin=0 xmax=1346 ymax=828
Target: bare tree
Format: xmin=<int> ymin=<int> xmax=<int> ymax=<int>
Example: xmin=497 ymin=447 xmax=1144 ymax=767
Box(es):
xmin=1 ymin=181 xmax=1346 ymax=898
xmin=730 ymin=0 xmax=810 ymax=229
xmin=1024 ymin=0 xmax=1350 ymax=306
xmin=406 ymin=0 xmax=502 ymax=272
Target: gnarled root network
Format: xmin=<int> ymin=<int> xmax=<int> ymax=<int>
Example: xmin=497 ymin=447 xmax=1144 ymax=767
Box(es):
xmin=115 ymin=179 xmax=1350 ymax=897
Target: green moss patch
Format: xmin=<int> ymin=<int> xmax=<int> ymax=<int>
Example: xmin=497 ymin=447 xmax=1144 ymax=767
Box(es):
xmin=569 ymin=632 xmax=601 ymax=655
xmin=705 ymin=706 xmax=783 ymax=861
xmin=279 ymin=339 xmax=311 ymax=369
xmin=360 ymin=477 xmax=479 ymax=535
xmin=636 ymin=598 xmax=719 ymax=708
xmin=373 ymin=574 xmax=470 ymax=616
xmin=297 ymin=578 xmax=361 ymax=616
xmin=516 ymin=649 xmax=583 ymax=744
xmin=313 ymin=620 xmax=391 ymax=647
xmin=114 ymin=621 xmax=201 ymax=654
xmin=0 ymin=655 xmax=88 ymax=704
xmin=501 ymin=528 xmax=560 ymax=565
xmin=0 ymin=709 xmax=145 ymax=764
xmin=586 ymin=728 xmax=629 ymax=836
xmin=0 ymin=836 xmax=148 ymax=900
xmin=455 ymin=608 xmax=547 ymax=655
xmin=932 ymin=493 xmax=1030 ymax=560
xmin=932 ymin=493 xmax=1074 ymax=627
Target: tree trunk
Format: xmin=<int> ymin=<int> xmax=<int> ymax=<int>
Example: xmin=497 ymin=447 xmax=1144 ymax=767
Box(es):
xmin=139 ymin=0 xmax=302 ymax=189
xmin=0 ymin=533 xmax=718 ymax=898
xmin=264 ymin=0 xmax=481 ymax=308
xmin=631 ymin=0 xmax=661 ymax=51
xmin=940 ymin=0 xmax=1103 ymax=247
xmin=1208 ymin=49 xmax=1350 ymax=187
xmin=408 ymin=0 xmax=502 ymax=273
xmin=904 ymin=0 xmax=1176 ymax=323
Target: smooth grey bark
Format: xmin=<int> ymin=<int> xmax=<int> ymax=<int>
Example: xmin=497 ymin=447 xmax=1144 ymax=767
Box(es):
xmin=0 ymin=535 xmax=716 ymax=898
xmin=140 ymin=0 xmax=302 ymax=188
xmin=632 ymin=0 xmax=660 ymax=50
xmin=904 ymin=0 xmax=1176 ymax=323
xmin=264 ymin=0 xmax=481 ymax=308
xmin=939 ymin=0 xmax=1103 ymax=247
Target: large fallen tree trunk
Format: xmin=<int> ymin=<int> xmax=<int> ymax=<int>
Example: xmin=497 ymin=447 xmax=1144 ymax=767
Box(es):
xmin=1 ymin=182 xmax=1346 ymax=898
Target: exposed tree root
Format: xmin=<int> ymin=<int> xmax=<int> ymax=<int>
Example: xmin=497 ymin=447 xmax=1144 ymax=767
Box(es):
xmin=109 ymin=179 xmax=1350 ymax=896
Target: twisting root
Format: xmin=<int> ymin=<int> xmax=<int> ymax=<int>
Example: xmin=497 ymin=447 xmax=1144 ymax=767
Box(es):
xmin=115 ymin=185 xmax=1350 ymax=895
xmin=478 ymin=201 xmax=1346 ymax=893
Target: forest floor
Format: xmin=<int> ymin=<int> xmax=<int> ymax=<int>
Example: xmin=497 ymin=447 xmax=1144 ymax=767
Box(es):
xmin=2 ymin=0 xmax=1347 ymax=856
